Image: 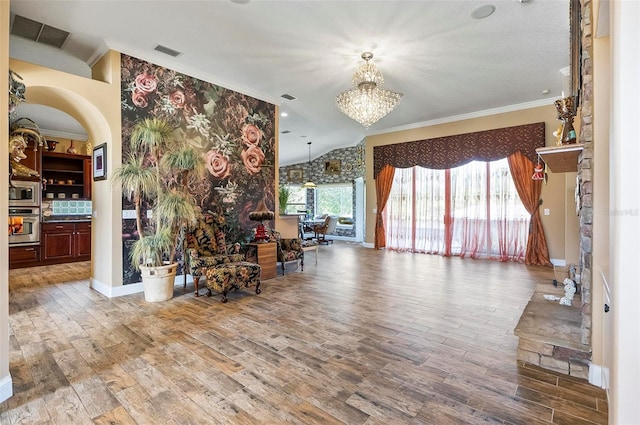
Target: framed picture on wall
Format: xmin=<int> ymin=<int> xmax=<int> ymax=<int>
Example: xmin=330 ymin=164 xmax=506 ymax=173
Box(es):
xmin=324 ymin=160 xmax=341 ymax=175
xmin=93 ymin=143 xmax=107 ymax=181
xmin=287 ymin=168 xmax=303 ymax=183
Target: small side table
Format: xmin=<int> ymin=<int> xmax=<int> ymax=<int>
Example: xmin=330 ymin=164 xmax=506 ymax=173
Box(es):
xmin=246 ymin=242 xmax=277 ymax=280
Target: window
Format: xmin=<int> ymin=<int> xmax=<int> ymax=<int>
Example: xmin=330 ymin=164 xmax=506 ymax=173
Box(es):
xmin=283 ymin=186 xmax=307 ymax=215
xmin=315 ymin=184 xmax=353 ymax=218
xmin=384 ymin=158 xmax=529 ymax=261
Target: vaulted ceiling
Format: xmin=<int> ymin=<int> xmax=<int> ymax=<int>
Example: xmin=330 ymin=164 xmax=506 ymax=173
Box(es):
xmin=9 ymin=0 xmax=570 ymax=166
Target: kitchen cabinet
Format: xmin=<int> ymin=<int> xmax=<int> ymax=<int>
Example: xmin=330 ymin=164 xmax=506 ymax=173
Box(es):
xmin=42 ymin=152 xmax=92 ymax=200
xmin=9 ymin=246 xmax=41 ymax=269
xmin=42 ymin=221 xmax=91 ymax=263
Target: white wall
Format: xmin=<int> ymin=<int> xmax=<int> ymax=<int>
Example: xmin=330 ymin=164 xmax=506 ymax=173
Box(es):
xmin=1 ymin=0 xmax=14 ymax=403
xmin=609 ymin=1 xmax=640 ymax=422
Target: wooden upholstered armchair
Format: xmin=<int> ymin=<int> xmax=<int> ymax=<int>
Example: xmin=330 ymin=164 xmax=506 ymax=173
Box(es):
xmin=313 ymin=215 xmax=338 ymax=244
xmin=269 ymin=230 xmax=304 ymax=274
xmin=185 ymin=214 xmax=245 ymax=294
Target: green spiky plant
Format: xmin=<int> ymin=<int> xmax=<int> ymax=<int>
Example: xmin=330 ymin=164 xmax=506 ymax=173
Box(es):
xmin=278 ymin=186 xmax=290 ymax=215
xmin=113 ymin=117 xmax=205 ymax=270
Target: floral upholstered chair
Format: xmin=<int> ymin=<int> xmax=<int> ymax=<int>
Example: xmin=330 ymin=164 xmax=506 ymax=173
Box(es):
xmin=269 ymin=230 xmax=304 ymax=275
xmin=185 ymin=213 xmax=245 ymax=295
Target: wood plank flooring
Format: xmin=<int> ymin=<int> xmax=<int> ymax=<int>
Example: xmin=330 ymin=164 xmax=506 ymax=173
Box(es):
xmin=1 ymin=242 xmax=608 ymax=424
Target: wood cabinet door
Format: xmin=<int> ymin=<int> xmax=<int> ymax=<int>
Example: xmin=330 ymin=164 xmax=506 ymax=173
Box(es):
xmin=43 ymin=229 xmax=74 ymax=260
xmin=75 ymin=223 xmax=92 ymax=259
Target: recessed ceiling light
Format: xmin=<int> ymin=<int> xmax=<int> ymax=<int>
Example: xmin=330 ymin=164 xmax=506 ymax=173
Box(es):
xmin=471 ymin=4 xmax=496 ymax=19
xmin=541 ymin=89 xmax=550 ymax=95
xmin=230 ymin=0 xmax=250 ymax=4
xmin=281 ymin=112 xmax=288 ymax=117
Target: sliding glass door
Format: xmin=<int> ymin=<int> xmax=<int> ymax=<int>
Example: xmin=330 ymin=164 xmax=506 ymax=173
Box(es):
xmin=384 ymin=158 xmax=529 ymax=261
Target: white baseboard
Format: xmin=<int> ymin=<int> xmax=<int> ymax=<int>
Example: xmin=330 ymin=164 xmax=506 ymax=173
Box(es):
xmin=90 ymin=274 xmax=193 ymax=298
xmin=0 ymin=374 xmax=13 ymax=403
xmin=550 ymin=258 xmax=566 ymax=266
xmin=589 ymin=363 xmax=609 ymax=389
xmin=362 ymin=242 xmax=375 ymax=249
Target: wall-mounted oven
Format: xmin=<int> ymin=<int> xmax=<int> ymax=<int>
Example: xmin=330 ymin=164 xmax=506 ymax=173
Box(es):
xmin=8 ymin=207 xmax=40 ymax=246
xmin=9 ymin=180 xmax=41 ymax=207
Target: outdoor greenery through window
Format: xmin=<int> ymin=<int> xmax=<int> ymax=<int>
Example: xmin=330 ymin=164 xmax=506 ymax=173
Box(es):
xmin=283 ymin=186 xmax=307 ymax=215
xmin=315 ymin=184 xmax=353 ymax=218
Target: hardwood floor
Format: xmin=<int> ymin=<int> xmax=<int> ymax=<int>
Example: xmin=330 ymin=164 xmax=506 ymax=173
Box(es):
xmin=1 ymin=242 xmax=607 ymax=424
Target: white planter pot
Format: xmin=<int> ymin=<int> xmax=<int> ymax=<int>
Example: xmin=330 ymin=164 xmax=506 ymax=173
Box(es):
xmin=140 ymin=263 xmax=177 ymax=302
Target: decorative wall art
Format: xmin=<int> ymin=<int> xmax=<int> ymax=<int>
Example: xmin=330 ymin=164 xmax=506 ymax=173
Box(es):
xmin=92 ymin=143 xmax=107 ymax=181
xmin=287 ymin=168 xmax=303 ymax=183
xmin=120 ymin=55 xmax=276 ymax=284
xmin=324 ymin=160 xmax=341 ymax=175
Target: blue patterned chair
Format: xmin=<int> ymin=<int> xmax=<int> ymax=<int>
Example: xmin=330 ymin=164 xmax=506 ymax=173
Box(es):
xmin=185 ymin=213 xmax=245 ymax=296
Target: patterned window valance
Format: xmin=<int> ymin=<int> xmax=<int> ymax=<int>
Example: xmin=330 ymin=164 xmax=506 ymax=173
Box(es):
xmin=373 ymin=122 xmax=545 ymax=178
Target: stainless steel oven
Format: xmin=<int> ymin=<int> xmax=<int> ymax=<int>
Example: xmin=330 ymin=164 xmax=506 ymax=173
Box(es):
xmin=9 ymin=180 xmax=41 ymax=207
xmin=8 ymin=207 xmax=40 ymax=246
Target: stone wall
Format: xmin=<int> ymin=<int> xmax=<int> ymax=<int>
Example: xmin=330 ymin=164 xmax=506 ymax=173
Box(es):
xmin=577 ymin=0 xmax=594 ymax=346
xmin=279 ymin=141 xmax=365 ymax=238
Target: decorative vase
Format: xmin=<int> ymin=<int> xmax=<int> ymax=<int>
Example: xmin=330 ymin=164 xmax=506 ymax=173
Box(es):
xmin=67 ymin=140 xmax=77 ymax=154
xmin=140 ymin=263 xmax=177 ymax=302
xmin=554 ymin=96 xmax=577 ymax=145
xmin=46 ymin=140 xmax=57 ymax=151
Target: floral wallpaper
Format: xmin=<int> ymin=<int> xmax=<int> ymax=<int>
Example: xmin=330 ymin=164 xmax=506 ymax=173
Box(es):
xmin=121 ymin=55 xmax=276 ymax=284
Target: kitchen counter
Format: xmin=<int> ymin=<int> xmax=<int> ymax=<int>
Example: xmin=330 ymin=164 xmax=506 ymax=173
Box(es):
xmin=42 ymin=215 xmax=92 ymax=223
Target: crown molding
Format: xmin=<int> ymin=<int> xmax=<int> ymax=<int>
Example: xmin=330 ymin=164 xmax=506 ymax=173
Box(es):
xmin=371 ymin=98 xmax=556 ymax=136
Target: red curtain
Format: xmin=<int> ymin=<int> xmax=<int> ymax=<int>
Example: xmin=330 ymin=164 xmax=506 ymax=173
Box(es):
xmin=374 ymin=164 xmax=395 ymax=249
xmin=507 ymin=151 xmax=552 ymax=266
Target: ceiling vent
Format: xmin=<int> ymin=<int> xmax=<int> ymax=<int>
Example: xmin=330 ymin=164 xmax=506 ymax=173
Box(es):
xmin=281 ymin=94 xmax=297 ymax=101
xmin=154 ymin=44 xmax=182 ymax=57
xmin=11 ymin=15 xmax=70 ymax=49
xmin=281 ymin=130 xmax=291 ymax=134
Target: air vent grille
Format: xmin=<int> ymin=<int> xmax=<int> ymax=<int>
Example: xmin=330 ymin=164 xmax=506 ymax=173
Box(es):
xmin=281 ymin=130 xmax=291 ymax=134
xmin=281 ymin=94 xmax=297 ymax=101
xmin=154 ymin=45 xmax=182 ymax=57
xmin=11 ymin=15 xmax=70 ymax=49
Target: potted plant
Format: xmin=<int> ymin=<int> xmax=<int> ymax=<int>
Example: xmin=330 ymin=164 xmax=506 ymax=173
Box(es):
xmin=114 ymin=118 xmax=205 ymax=302
xmin=278 ymin=186 xmax=290 ymax=215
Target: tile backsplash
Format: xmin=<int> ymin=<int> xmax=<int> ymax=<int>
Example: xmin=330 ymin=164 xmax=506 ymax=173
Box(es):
xmin=42 ymin=200 xmax=93 ymax=216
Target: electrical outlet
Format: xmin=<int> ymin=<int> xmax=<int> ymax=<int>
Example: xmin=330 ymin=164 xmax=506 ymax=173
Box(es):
xmin=122 ymin=210 xmax=137 ymax=219
xmin=544 ymin=208 xmax=550 ymax=216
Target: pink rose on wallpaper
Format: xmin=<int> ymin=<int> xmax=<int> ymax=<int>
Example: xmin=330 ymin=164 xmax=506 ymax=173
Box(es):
xmin=204 ymin=149 xmax=231 ymax=179
xmin=131 ymin=89 xmax=148 ymax=108
xmin=169 ymin=90 xmax=186 ymax=108
xmin=241 ymin=124 xmax=262 ymax=147
xmin=134 ymin=72 xmax=157 ymax=94
xmin=241 ymin=145 xmax=265 ymax=175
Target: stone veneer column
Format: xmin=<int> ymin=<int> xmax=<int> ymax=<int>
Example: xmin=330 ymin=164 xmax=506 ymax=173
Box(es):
xmin=577 ymin=0 xmax=594 ymax=346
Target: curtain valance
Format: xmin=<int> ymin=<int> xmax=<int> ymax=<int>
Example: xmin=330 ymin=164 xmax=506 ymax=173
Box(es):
xmin=373 ymin=122 xmax=545 ymax=178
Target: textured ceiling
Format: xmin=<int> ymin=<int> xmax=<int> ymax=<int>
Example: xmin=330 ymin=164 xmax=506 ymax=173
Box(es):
xmin=9 ymin=0 xmax=570 ymax=166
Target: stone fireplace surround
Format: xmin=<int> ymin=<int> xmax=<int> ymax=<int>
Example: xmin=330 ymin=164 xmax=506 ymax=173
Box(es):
xmin=514 ymin=0 xmax=594 ymax=378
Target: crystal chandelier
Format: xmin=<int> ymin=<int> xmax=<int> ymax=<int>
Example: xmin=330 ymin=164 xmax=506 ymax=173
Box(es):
xmin=336 ymin=52 xmax=403 ymax=128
